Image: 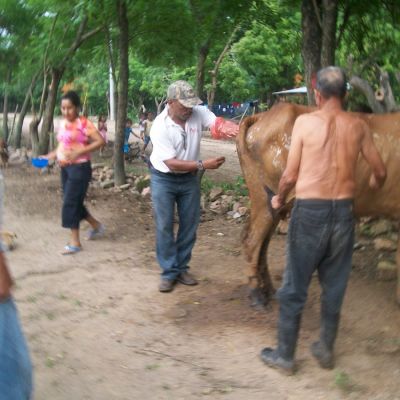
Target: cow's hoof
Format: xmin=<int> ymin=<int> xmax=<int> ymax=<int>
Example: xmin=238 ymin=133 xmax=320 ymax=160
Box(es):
xmin=249 ymin=288 xmax=271 ymax=310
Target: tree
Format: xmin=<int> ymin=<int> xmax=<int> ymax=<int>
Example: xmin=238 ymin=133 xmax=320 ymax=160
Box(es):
xmin=188 ymin=0 xmax=266 ymax=98
xmin=301 ymin=0 xmax=339 ymax=104
xmin=0 ymin=0 xmax=33 ymax=142
xmin=114 ymin=0 xmax=129 ymax=186
xmin=230 ymin=10 xmax=302 ymax=104
xmin=336 ymin=2 xmax=400 ymax=112
xmin=37 ymin=14 xmax=102 ymax=154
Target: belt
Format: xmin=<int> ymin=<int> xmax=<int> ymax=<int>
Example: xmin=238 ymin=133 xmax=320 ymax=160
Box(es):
xmin=151 ymin=167 xmax=196 ymax=177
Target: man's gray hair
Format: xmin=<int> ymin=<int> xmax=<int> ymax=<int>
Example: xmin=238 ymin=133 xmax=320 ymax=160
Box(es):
xmin=316 ymin=66 xmax=347 ymax=99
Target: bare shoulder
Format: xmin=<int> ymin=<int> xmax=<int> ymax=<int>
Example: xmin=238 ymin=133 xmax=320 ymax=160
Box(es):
xmin=341 ymin=112 xmax=368 ymax=135
xmin=294 ymin=112 xmax=316 ymax=126
xmin=85 ymin=118 xmax=96 ymax=129
xmin=293 ymin=112 xmax=321 ymax=132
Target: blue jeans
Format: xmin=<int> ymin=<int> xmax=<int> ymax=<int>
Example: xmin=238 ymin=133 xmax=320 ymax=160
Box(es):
xmin=0 ymin=298 xmax=33 ymax=400
xmin=276 ymin=199 xmax=355 ymax=359
xmin=150 ymin=169 xmax=200 ymax=280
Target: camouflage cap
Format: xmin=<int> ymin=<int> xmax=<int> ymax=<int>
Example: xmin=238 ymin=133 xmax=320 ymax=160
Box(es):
xmin=167 ymin=80 xmax=202 ymax=108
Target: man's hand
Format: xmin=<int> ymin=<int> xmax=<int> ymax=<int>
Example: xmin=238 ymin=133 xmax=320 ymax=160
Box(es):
xmin=271 ymin=195 xmax=284 ymax=210
xmin=203 ymin=157 xmax=225 ymax=170
xmin=210 ymin=118 xmax=239 ymax=140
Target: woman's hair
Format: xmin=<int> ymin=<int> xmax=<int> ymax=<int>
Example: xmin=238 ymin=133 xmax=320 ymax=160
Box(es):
xmin=61 ymin=90 xmax=81 ymax=108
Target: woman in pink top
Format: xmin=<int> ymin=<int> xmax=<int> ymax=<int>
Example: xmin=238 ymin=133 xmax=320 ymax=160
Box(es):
xmin=43 ymin=91 xmax=105 ymax=254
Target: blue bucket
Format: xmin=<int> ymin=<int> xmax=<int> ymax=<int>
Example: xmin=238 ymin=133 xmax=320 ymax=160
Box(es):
xmin=31 ymin=158 xmax=49 ymax=168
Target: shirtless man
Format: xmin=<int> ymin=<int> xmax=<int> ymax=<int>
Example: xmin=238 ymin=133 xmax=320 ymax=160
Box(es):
xmin=260 ymin=66 xmax=387 ymax=374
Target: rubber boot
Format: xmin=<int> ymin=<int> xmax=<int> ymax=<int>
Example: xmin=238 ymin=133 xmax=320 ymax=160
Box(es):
xmin=260 ymin=316 xmax=300 ymax=375
xmin=311 ymin=313 xmax=340 ymax=369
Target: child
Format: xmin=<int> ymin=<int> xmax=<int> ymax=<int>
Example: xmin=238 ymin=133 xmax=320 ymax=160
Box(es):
xmin=98 ymin=115 xmax=108 ymax=156
xmin=124 ymin=118 xmax=141 ymax=145
xmin=124 ymin=118 xmax=133 ymax=145
xmin=138 ymin=113 xmax=146 ymax=140
xmin=142 ymin=111 xmax=154 ymax=154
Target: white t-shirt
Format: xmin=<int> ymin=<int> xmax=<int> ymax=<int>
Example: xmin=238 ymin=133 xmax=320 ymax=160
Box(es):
xmin=150 ymin=105 xmax=216 ymax=173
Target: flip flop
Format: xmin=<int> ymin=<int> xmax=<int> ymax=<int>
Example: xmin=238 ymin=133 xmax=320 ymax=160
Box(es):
xmin=62 ymin=244 xmax=82 ymax=255
xmin=86 ymin=224 xmax=105 ymax=241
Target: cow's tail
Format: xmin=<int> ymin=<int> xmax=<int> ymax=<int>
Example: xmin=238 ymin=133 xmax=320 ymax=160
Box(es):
xmin=236 ymin=114 xmax=262 ymax=157
xmin=236 ymin=113 xmax=264 ymax=245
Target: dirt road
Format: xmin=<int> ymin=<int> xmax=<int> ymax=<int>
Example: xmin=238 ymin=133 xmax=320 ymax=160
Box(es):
xmin=3 ymin=142 xmax=400 ymax=399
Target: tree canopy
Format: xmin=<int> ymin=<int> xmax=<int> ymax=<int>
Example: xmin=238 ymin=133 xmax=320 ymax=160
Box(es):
xmin=0 ymin=0 xmax=399 ymax=146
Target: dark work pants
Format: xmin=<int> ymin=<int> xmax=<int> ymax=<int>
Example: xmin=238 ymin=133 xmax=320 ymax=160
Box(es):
xmin=277 ymin=199 xmax=355 ymax=359
xmin=61 ymin=162 xmax=91 ymax=229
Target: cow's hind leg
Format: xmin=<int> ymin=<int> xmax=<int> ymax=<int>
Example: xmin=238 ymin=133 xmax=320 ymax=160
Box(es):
xmin=396 ymin=232 xmax=400 ymax=306
xmin=243 ymin=205 xmax=279 ymax=308
xmin=257 ymin=217 xmax=280 ymax=305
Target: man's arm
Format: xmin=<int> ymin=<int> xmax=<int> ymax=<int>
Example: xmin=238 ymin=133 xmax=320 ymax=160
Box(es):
xmin=164 ymin=157 xmax=225 ymax=172
xmin=271 ymin=118 xmax=304 ymax=209
xmin=360 ymin=121 xmax=386 ymax=189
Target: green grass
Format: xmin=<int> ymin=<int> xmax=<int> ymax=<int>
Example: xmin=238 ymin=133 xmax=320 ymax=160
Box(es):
xmin=145 ymin=363 xmax=160 ymax=370
xmin=201 ymin=175 xmax=248 ymax=197
xmin=334 ymin=370 xmax=362 ymax=393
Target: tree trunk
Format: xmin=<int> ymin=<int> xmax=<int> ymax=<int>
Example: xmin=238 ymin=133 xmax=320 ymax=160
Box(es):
xmin=38 ymin=68 xmax=63 ymax=155
xmin=301 ymin=0 xmax=322 ymax=105
xmin=29 ymin=118 xmax=40 ymax=155
xmin=208 ymin=26 xmax=239 ymax=108
xmin=321 ymin=0 xmax=338 ymax=67
xmin=8 ymin=104 xmax=19 ymax=146
xmin=13 ymin=72 xmax=39 ymax=149
xmin=349 ymin=76 xmax=385 ymax=113
xmin=105 ymin=26 xmax=118 ymax=122
xmin=379 ymin=69 xmax=398 ymax=112
xmin=155 ymin=96 xmax=166 ymax=115
xmin=114 ymin=0 xmax=129 ymax=186
xmin=36 ymin=16 xmax=101 ymax=155
xmin=2 ymin=68 xmax=11 ymax=141
xmin=196 ymin=40 xmax=211 ymax=99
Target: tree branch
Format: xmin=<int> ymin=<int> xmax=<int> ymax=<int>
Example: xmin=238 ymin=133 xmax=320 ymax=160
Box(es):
xmin=349 ymin=75 xmax=385 ymax=113
xmin=312 ymin=0 xmax=323 ymax=29
xmin=336 ymin=3 xmax=351 ymax=48
xmin=379 ymin=68 xmax=399 ymax=112
xmin=59 ymin=17 xmax=102 ymax=68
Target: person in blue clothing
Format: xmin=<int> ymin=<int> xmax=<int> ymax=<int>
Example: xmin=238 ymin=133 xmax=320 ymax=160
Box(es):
xmin=124 ymin=118 xmax=133 ymax=145
xmin=124 ymin=118 xmax=141 ymax=146
xmin=0 ymin=172 xmax=33 ymax=399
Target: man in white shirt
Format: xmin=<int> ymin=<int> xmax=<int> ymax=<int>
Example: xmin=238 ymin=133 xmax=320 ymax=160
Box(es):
xmin=150 ymin=81 xmax=225 ymax=292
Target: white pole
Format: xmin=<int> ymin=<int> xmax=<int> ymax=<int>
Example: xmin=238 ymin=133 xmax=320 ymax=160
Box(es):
xmin=109 ymin=64 xmax=115 ymax=121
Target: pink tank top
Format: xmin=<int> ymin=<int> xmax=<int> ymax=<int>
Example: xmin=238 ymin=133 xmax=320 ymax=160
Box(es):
xmin=57 ymin=117 xmax=90 ymax=163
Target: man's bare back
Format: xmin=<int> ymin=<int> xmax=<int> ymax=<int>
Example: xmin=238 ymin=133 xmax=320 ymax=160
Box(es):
xmin=294 ymin=109 xmax=374 ymax=199
xmin=271 ymin=70 xmax=386 ymax=210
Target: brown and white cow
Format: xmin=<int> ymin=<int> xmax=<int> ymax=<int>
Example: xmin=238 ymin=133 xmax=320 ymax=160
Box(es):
xmin=236 ymin=102 xmax=400 ymax=307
